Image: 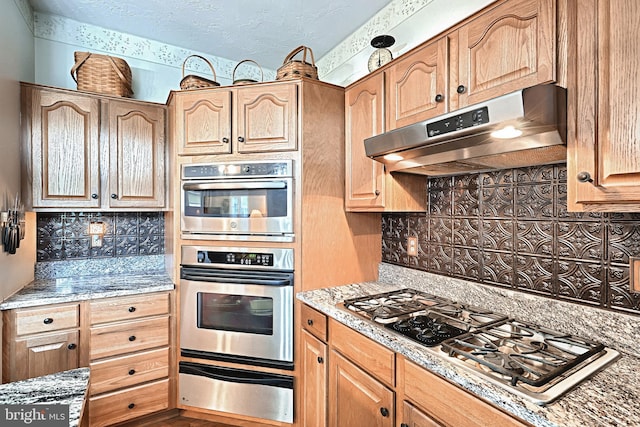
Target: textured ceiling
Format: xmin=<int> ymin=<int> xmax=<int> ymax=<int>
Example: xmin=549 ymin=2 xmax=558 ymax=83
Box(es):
xmin=28 ymin=0 xmax=393 ymax=70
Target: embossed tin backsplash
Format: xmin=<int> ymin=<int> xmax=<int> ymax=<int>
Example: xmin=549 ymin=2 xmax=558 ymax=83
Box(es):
xmin=36 ymin=212 xmax=164 ymax=261
xmin=382 ymin=165 xmax=640 ymax=315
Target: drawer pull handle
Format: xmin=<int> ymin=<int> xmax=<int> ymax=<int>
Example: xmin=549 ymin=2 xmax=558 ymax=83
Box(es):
xmin=380 ymin=407 xmax=389 ymax=417
xmin=317 ymin=356 xmax=324 ymax=364
xmin=128 ymin=403 xmax=135 ymax=410
xmin=128 ymin=335 xmax=136 ymax=342
xmin=128 ymin=369 xmax=136 ymax=375
xmin=43 ymin=318 xmax=53 ymax=324
xmin=67 ymin=343 xmax=76 ymax=350
xmin=307 ymin=319 xmax=313 ymax=326
xmin=128 ymin=306 xmax=136 ymax=313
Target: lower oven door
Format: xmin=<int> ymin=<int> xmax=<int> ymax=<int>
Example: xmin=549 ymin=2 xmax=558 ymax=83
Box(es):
xmin=179 ymin=361 xmax=293 ymax=423
xmin=180 ymin=268 xmax=293 ymax=364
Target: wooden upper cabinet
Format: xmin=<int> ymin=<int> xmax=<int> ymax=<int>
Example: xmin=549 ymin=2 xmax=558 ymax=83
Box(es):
xmin=235 ymin=84 xmax=298 ymax=153
xmin=568 ymin=0 xmax=640 ymax=211
xmin=454 ymin=0 xmax=556 ymax=108
xmin=345 ymin=73 xmax=386 ymax=210
xmin=107 ymin=100 xmax=166 ymax=208
xmin=175 ymin=90 xmax=232 ymax=155
xmin=25 ymin=86 xmax=101 ymax=208
xmin=386 ymin=37 xmax=448 ymax=130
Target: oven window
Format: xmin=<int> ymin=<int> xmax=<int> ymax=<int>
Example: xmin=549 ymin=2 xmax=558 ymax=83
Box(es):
xmin=185 ymin=188 xmax=287 ymax=218
xmin=197 ymin=292 xmax=273 ymax=335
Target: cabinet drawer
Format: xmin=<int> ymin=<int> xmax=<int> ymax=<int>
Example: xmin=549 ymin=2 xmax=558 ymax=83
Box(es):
xmin=301 ymin=304 xmax=327 ymax=341
xmin=89 ymin=378 xmax=169 ymax=427
xmin=90 ymin=347 xmax=170 ymax=395
xmin=90 ymin=316 xmax=169 ymax=360
xmin=15 ymin=304 xmax=79 ymax=336
xmin=399 ymin=357 xmax=530 ymax=427
xmin=329 ymin=318 xmax=395 ymax=387
xmin=90 ymin=292 xmax=170 ymax=325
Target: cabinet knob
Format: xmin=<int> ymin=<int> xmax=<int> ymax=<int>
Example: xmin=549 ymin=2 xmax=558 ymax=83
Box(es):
xmin=435 ymin=94 xmax=444 ymax=103
xmin=307 ymin=319 xmax=313 ymax=326
xmin=457 ymin=84 xmax=466 ymax=94
xmin=577 ymin=171 xmax=594 ymax=183
xmin=380 ymin=407 xmax=389 ymax=417
xmin=128 ymin=335 xmax=136 ymax=342
xmin=111 ymin=193 xmax=117 ymax=199
xmin=128 ymin=306 xmax=136 ymax=313
xmin=401 ymin=424 xmax=409 ymax=427
xmin=128 ymin=403 xmax=135 ymax=410
xmin=91 ymin=193 xmax=98 ymax=199
xmin=317 ymin=356 xmax=324 ymax=364
xmin=67 ymin=343 xmax=77 ymax=350
xmin=43 ymin=318 xmax=53 ymax=324
xmin=128 ymin=369 xmax=136 ymax=375
xmin=222 ymin=137 xmax=229 ymax=144
xmin=374 ymin=190 xmax=380 ymax=196
xmin=238 ymin=136 xmax=245 ymax=143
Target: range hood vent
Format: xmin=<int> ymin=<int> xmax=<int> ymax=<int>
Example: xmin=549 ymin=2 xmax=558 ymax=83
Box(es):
xmin=364 ymin=84 xmax=567 ymax=176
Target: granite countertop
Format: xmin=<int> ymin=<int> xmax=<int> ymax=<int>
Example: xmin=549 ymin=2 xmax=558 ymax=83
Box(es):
xmin=0 ymin=368 xmax=89 ymax=427
xmin=0 ymin=272 xmax=175 ymax=310
xmin=297 ymin=264 xmax=640 ymax=427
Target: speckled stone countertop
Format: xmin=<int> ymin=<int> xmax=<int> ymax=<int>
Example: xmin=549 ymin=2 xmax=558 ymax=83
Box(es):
xmin=0 ymin=368 xmax=89 ymax=427
xmin=297 ymin=263 xmax=640 ymax=427
xmin=0 ymin=272 xmax=174 ymax=310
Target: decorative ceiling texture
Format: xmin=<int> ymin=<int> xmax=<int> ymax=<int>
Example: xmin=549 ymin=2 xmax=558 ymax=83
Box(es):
xmin=27 ymin=0 xmax=393 ymax=71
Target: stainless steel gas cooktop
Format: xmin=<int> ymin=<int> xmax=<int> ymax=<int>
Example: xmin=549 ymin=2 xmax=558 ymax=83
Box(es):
xmin=340 ymin=288 xmax=620 ymax=405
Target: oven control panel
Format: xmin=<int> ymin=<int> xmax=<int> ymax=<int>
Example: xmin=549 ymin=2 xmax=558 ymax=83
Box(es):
xmin=197 ymin=250 xmax=274 ymax=266
xmin=182 ymin=246 xmax=294 ymax=271
xmin=183 ymin=160 xmax=293 ymax=179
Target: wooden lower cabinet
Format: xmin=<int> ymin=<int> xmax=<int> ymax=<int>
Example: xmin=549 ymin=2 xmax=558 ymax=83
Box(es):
xmin=13 ymin=330 xmax=79 ymax=381
xmin=89 ymin=378 xmax=169 ymax=427
xmin=301 ymin=330 xmax=328 ymax=427
xmin=401 ymin=401 xmax=443 ymax=427
xmin=329 ymin=350 xmax=394 ymax=427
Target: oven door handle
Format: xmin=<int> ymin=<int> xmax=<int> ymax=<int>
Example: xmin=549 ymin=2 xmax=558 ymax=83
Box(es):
xmin=182 ymin=274 xmax=292 ymax=287
xmin=183 ymin=181 xmax=287 ymax=191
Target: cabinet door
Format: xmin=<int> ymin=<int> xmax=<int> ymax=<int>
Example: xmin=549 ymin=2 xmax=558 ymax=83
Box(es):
xmin=455 ymin=0 xmax=555 ymax=108
xmin=568 ymin=0 xmax=640 ymax=210
xmin=235 ymin=84 xmax=298 ymax=153
xmin=329 ymin=350 xmax=394 ymax=427
xmin=302 ymin=330 xmax=328 ymax=427
xmin=175 ymin=90 xmax=232 ymax=155
xmin=14 ymin=330 xmax=79 ymax=381
xmin=28 ymin=88 xmax=100 ymax=208
xmin=107 ymin=100 xmax=166 ymax=208
xmin=345 ymin=74 xmax=386 ymax=210
xmin=386 ymin=37 xmax=448 ymax=130
xmin=402 ymin=401 xmax=442 ymax=427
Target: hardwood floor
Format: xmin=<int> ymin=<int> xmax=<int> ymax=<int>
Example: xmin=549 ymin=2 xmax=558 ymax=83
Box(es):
xmin=145 ymin=417 xmax=235 ymax=427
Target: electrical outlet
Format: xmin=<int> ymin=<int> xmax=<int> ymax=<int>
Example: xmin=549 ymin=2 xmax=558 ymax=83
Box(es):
xmin=407 ymin=236 xmax=418 ymax=256
xmin=630 ymin=257 xmax=640 ymax=293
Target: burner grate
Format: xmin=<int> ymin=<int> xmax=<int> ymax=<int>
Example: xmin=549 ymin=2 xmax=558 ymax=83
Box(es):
xmin=343 ymin=288 xmax=448 ymax=322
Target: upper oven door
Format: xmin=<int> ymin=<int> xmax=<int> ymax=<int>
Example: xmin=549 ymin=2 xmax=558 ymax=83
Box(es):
xmin=181 ymin=178 xmax=294 ymax=239
xmin=180 ymin=267 xmax=294 ymax=364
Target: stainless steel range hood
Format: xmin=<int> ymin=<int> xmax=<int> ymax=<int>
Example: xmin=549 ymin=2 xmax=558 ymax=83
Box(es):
xmin=364 ymin=84 xmax=567 ymax=176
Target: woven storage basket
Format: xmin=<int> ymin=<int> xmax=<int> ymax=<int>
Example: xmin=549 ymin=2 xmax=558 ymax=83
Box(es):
xmin=276 ymin=46 xmax=318 ymax=80
xmin=71 ymin=51 xmax=133 ymax=97
xmin=180 ymin=55 xmax=221 ymax=90
xmin=233 ymin=59 xmax=264 ymax=85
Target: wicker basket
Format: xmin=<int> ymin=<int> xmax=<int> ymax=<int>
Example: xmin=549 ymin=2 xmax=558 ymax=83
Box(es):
xmin=180 ymin=55 xmax=220 ymax=90
xmin=233 ymin=59 xmax=264 ymax=85
xmin=276 ymin=46 xmax=318 ymax=80
xmin=70 ymin=51 xmax=133 ymax=97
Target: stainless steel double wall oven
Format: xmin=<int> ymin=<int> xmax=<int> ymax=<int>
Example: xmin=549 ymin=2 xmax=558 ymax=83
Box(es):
xmin=179 ymin=160 xmax=296 ymax=424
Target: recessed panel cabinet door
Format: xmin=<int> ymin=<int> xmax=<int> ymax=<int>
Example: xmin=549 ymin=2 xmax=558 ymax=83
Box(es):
xmin=402 ymin=401 xmax=442 ymax=427
xmin=568 ymin=0 xmax=640 ymax=210
xmin=345 ymin=74 xmax=386 ymax=210
xmin=14 ymin=330 xmax=79 ymax=381
xmin=302 ymin=330 xmax=328 ymax=427
xmin=329 ymin=350 xmax=394 ymax=427
xmin=235 ymin=84 xmax=298 ymax=153
xmin=386 ymin=37 xmax=448 ymax=130
xmin=107 ymin=101 xmax=166 ymax=208
xmin=455 ymin=0 xmax=555 ymax=108
xmin=30 ymin=89 xmax=101 ymax=208
xmin=176 ymin=90 xmax=232 ymax=155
